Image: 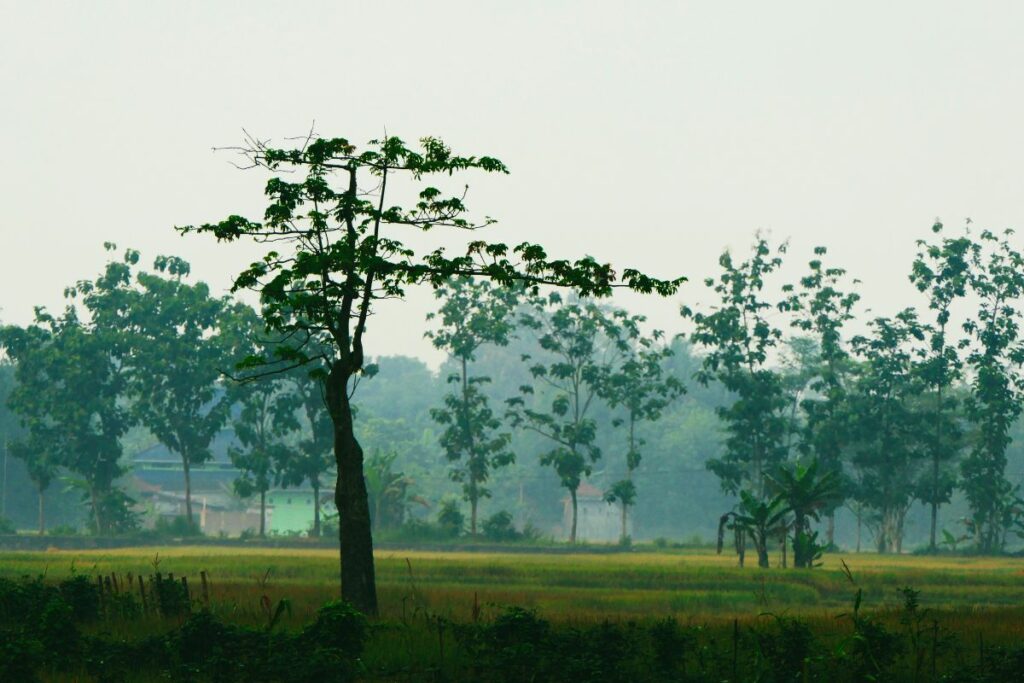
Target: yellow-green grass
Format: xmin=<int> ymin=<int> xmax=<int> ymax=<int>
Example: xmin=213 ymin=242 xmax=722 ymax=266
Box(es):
xmin=1 ymin=546 xmax=1022 ymax=630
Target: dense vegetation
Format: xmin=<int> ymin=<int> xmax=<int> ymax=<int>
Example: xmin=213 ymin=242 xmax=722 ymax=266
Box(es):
xmin=1 ymin=547 xmax=1023 ymax=682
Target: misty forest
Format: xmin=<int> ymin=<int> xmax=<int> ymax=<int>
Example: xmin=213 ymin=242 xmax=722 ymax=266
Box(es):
xmin=4 ymin=5 xmax=1024 ymax=682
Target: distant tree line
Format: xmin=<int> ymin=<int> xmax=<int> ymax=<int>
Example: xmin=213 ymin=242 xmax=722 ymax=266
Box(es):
xmin=3 ymin=129 xmax=1024 ymax=614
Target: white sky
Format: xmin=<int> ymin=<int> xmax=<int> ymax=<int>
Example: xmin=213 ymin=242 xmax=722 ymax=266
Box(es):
xmin=2 ymin=1 xmax=1023 ymax=366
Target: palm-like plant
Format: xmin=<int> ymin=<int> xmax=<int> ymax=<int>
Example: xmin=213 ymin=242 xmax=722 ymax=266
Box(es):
xmin=364 ymin=450 xmax=420 ymax=532
xmin=769 ymin=459 xmax=843 ymax=567
xmin=718 ymin=490 xmax=790 ymax=568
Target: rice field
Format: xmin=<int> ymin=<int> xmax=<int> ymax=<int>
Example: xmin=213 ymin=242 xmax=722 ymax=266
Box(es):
xmin=0 ymin=545 xmax=1021 ymax=626
xmin=3 ymin=545 xmax=1023 ymax=680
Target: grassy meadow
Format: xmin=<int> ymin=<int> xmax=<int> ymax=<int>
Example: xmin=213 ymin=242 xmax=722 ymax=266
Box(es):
xmin=1 ymin=545 xmax=1021 ymax=623
xmin=3 ymin=545 xmax=1023 ymax=680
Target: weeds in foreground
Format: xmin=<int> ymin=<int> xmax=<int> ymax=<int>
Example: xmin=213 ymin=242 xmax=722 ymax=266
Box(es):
xmin=1 ymin=555 xmax=1024 ymax=681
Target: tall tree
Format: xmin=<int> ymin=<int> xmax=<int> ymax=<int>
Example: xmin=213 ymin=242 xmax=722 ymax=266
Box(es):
xmin=181 ymin=133 xmax=682 ymax=613
xmin=683 ymin=238 xmax=790 ymax=498
xmin=76 ymin=248 xmax=245 ymax=528
xmin=507 ymin=295 xmax=625 ymax=543
xmin=0 ymin=309 xmax=132 ymax=534
xmin=277 ymin=366 xmax=335 ymax=537
xmin=789 ymin=247 xmax=860 ymax=546
xmin=960 ymin=229 xmax=1024 ymax=553
xmin=598 ymin=327 xmax=683 ymax=544
xmin=229 ymin=373 xmax=296 ymax=538
xmin=847 ymin=311 xmax=927 ymax=554
xmin=909 ymin=221 xmax=970 ymax=552
xmin=427 ymin=277 xmax=518 ymax=535
xmin=8 ymin=434 xmax=56 ymax=534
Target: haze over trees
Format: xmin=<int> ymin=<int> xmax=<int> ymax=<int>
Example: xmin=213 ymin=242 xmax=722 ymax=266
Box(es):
xmin=1 ymin=135 xmax=1024 ymax=628
xmin=178 ymin=133 xmax=683 ymax=613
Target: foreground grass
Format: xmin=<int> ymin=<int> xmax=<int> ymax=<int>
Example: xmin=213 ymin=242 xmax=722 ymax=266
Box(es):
xmin=1 ymin=546 xmax=1022 ymax=681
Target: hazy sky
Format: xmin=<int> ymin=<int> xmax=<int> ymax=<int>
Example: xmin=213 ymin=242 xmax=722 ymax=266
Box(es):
xmin=2 ymin=2 xmax=1023 ymax=365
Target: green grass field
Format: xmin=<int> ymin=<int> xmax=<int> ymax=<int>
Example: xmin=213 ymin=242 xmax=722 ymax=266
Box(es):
xmin=2 ymin=545 xmax=1023 ymax=680
xmin=1 ymin=545 xmax=1021 ymax=624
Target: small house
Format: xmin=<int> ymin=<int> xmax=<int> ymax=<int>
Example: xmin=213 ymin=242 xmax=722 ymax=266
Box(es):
xmin=561 ymin=482 xmax=630 ymax=543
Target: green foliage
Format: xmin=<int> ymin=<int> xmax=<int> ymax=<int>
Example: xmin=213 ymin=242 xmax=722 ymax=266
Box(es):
xmin=480 ymin=510 xmax=519 ymax=542
xmin=152 ymin=515 xmax=203 ymax=538
xmin=719 ymin=490 xmax=790 ymax=568
xmin=0 ymin=516 xmax=14 ymax=534
xmin=788 ymin=247 xmax=859 ymax=541
xmin=768 ymin=459 xmax=842 ymax=567
xmin=910 ymin=221 xmax=970 ymax=550
xmin=228 ymin=325 xmax=299 ymax=537
xmin=959 ymin=228 xmax=1024 ymax=553
xmin=181 ymin=132 xmax=681 ymax=613
xmin=597 ymin=317 xmax=684 ymax=543
xmin=364 ymin=449 xmax=420 ymax=532
xmin=507 ymin=295 xmax=628 ymax=542
xmin=71 ymin=246 xmax=248 ymax=527
xmin=428 ymin=277 xmax=519 ymax=535
xmin=437 ymin=496 xmax=466 ymax=537
xmin=684 ymin=238 xmax=791 ymax=498
xmin=0 ymin=306 xmax=132 ymax=535
xmin=276 ymin=362 xmax=335 ymax=537
xmin=847 ymin=310 xmax=928 ymax=553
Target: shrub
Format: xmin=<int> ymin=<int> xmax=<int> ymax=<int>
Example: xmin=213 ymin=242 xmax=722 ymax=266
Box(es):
xmin=482 ymin=510 xmax=520 ymax=542
xmin=153 ymin=515 xmax=203 ymax=538
xmin=437 ymin=497 xmax=464 ymax=537
xmin=58 ymin=575 xmax=101 ymax=622
xmin=0 ymin=516 xmax=15 ymax=535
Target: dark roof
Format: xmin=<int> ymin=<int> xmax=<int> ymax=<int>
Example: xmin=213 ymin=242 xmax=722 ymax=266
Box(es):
xmin=133 ymin=430 xmax=239 ymax=465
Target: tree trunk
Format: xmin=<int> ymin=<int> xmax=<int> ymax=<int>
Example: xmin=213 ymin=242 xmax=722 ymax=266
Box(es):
xmin=756 ymin=539 xmax=769 ymax=568
xmin=930 ymin=376 xmax=943 ymax=553
xmin=620 ymin=503 xmax=627 ymax=544
xmin=182 ymin=453 xmax=194 ymax=527
xmin=327 ymin=365 xmax=378 ymax=616
xmin=259 ymin=489 xmax=266 ymax=538
xmin=569 ymin=488 xmax=578 ymax=544
xmin=37 ymin=486 xmax=45 ymax=536
xmin=312 ymin=479 xmax=321 ymax=537
xmin=855 ymin=511 xmax=861 ymax=553
xmin=470 ymin=495 xmax=478 ymax=537
xmin=90 ymin=486 xmax=102 ymax=535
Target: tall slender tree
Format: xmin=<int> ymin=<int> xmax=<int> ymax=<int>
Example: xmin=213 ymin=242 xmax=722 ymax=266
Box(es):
xmin=181 ymin=132 xmax=682 ymax=612
xmin=507 ymin=295 xmax=628 ymax=543
xmin=277 ymin=366 xmax=335 ymax=537
xmin=960 ymin=229 xmax=1024 ymax=553
xmin=909 ymin=221 xmax=970 ymax=552
xmin=789 ymin=247 xmax=860 ymax=546
xmin=683 ymin=238 xmax=790 ymax=499
xmin=848 ymin=311 xmax=927 ymax=554
xmin=427 ymin=277 xmax=518 ymax=535
xmin=229 ymin=373 xmax=296 ymax=538
xmin=598 ymin=327 xmax=683 ymax=544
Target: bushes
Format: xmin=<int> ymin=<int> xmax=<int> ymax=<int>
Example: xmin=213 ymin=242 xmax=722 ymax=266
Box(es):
xmin=0 ymin=574 xmax=370 ymax=682
xmin=437 ymin=497 xmax=465 ymax=537
xmin=0 ymin=516 xmax=15 ymax=534
xmin=481 ymin=510 xmax=519 ymax=542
